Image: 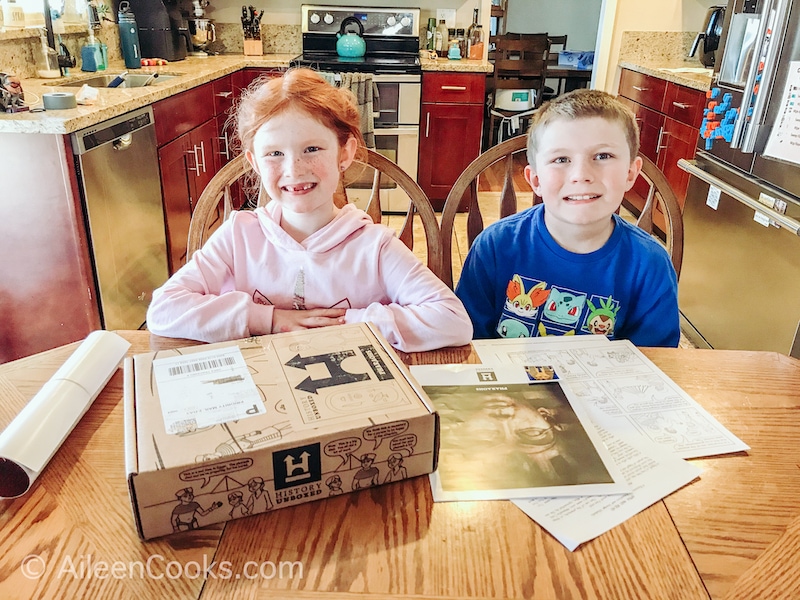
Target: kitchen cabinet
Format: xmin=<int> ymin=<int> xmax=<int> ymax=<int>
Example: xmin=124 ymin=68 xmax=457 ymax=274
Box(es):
xmin=617 ymin=68 xmax=706 ymax=212
xmin=0 ymin=133 xmax=101 ymax=363
xmin=418 ymin=72 xmax=486 ymax=210
xmin=154 ymin=82 xmax=219 ymax=273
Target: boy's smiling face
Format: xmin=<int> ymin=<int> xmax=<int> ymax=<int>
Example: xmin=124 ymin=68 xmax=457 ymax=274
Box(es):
xmin=524 ymin=116 xmax=642 ymax=251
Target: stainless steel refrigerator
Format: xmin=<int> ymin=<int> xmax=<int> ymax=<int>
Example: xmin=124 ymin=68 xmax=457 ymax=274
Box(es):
xmin=679 ymin=0 xmax=800 ymax=354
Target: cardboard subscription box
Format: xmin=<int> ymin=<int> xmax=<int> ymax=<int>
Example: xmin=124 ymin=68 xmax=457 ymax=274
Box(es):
xmin=124 ymin=323 xmax=439 ymax=540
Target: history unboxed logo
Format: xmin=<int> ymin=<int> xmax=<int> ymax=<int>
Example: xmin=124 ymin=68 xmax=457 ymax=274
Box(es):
xmin=272 ymin=443 xmax=322 ymax=491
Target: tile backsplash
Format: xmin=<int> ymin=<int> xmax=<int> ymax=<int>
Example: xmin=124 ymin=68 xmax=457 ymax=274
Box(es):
xmin=1 ymin=24 xmax=121 ymax=79
xmin=1 ymin=23 xmax=301 ymax=80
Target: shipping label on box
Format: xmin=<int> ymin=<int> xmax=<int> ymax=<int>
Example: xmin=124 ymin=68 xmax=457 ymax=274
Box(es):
xmin=124 ymin=323 xmax=439 ymax=540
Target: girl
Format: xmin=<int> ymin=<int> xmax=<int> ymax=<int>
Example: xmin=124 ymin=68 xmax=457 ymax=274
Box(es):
xmin=146 ymin=68 xmax=472 ymax=352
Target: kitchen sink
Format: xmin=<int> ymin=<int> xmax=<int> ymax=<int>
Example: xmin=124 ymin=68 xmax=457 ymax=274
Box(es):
xmin=50 ymin=72 xmax=183 ymax=88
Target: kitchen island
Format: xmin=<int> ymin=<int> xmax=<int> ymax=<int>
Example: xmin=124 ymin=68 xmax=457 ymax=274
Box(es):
xmin=1 ymin=55 xmax=492 ymax=135
xmin=0 ymin=54 xmax=492 ymax=364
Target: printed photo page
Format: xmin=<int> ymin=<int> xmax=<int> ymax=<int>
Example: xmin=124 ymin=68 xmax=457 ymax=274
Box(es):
xmin=411 ymin=364 xmax=629 ymax=501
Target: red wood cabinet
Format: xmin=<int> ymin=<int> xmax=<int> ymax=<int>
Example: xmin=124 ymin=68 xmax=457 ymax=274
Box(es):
xmin=0 ymin=133 xmax=101 ymax=363
xmin=154 ymin=83 xmax=220 ymax=273
xmin=618 ymin=68 xmax=706 ymax=211
xmin=418 ymin=72 xmax=486 ymax=209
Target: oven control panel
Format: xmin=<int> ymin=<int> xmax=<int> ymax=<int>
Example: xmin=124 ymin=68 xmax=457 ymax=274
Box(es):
xmin=301 ymin=5 xmax=419 ymax=37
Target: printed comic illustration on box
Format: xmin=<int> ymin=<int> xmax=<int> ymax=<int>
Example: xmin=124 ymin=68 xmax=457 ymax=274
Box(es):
xmin=126 ymin=323 xmax=437 ymax=540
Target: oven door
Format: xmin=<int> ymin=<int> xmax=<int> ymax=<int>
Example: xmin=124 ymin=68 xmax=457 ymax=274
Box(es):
xmin=346 ymin=125 xmax=420 ymax=214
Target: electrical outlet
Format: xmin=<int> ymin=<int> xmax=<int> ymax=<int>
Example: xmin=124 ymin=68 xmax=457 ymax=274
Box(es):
xmin=436 ymin=9 xmax=456 ymax=28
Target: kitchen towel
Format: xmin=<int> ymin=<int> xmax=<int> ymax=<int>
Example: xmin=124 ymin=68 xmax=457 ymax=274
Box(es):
xmin=321 ymin=72 xmax=379 ymax=148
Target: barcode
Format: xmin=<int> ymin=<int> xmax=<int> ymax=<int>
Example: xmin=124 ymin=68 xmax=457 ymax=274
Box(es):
xmin=168 ymin=355 xmax=236 ymax=376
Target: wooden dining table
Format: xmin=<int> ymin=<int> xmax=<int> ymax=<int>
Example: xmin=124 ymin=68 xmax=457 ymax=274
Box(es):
xmin=1 ymin=330 xmax=799 ymax=600
xmin=544 ymin=58 xmax=592 ymax=95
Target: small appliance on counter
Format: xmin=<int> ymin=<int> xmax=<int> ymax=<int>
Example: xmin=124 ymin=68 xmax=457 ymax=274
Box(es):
xmin=689 ymin=5 xmax=725 ymax=67
xmin=126 ymin=0 xmax=190 ymax=62
xmin=187 ymin=0 xmax=215 ymax=57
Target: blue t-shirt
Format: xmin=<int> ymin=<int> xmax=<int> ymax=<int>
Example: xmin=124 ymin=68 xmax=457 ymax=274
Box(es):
xmin=455 ymin=205 xmax=680 ymax=347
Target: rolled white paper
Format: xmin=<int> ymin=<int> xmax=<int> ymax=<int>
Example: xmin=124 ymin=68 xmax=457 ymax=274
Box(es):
xmin=0 ymin=330 xmax=130 ymax=499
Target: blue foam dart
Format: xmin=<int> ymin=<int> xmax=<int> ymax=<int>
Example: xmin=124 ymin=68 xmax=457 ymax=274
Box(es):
xmin=711 ymin=87 xmax=721 ymax=99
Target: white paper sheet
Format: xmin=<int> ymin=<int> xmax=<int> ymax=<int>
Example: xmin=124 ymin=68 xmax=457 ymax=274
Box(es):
xmin=472 ymin=337 xmax=749 ymax=459
xmin=512 ymin=425 xmax=701 ymax=551
xmin=0 ymin=331 xmax=130 ymax=498
xmin=763 ymin=60 xmax=800 ymax=164
xmin=411 ymin=363 xmax=629 ymax=500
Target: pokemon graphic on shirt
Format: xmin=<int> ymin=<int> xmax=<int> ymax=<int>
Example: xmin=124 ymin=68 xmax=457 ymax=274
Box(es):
xmin=495 ymin=274 xmax=620 ymax=340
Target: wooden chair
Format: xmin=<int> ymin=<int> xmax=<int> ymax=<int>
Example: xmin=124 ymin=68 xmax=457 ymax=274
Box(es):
xmin=543 ymin=34 xmax=568 ymax=99
xmin=440 ymin=135 xmax=685 ymax=288
xmin=187 ymin=149 xmax=444 ymax=280
xmin=487 ymin=33 xmax=549 ymax=146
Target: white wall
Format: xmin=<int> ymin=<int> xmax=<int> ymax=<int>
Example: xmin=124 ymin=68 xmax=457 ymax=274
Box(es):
xmin=207 ymin=0 xmax=489 ymax=32
xmin=504 ymin=0 xmax=602 ymax=52
xmin=595 ymin=0 xmax=723 ymax=91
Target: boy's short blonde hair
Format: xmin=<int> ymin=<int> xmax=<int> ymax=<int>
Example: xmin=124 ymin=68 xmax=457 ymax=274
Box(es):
xmin=526 ymin=89 xmax=640 ymax=168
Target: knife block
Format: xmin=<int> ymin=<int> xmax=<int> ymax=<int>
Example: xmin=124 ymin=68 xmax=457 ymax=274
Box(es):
xmin=243 ymin=39 xmax=263 ymax=56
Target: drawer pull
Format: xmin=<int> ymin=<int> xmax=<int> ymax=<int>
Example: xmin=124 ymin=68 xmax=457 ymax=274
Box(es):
xmin=186 ymin=146 xmax=200 ymax=176
xmin=215 ymin=91 xmax=233 ymax=98
xmin=441 ymin=85 xmax=467 ymax=91
xmin=198 ymin=141 xmax=207 ymax=174
xmin=632 ymin=85 xmax=648 ymax=91
xmin=672 ymin=101 xmax=690 ymax=109
xmin=218 ymin=132 xmax=230 ymax=160
xmin=656 ymin=126 xmax=668 ymax=153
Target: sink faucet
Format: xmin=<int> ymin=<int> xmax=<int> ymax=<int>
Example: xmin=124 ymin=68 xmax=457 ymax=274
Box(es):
xmin=58 ymin=42 xmax=76 ymax=75
xmin=142 ymin=73 xmax=160 ymax=86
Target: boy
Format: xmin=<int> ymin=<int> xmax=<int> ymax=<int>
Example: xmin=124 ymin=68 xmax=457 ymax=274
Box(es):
xmin=456 ymin=89 xmax=679 ymax=347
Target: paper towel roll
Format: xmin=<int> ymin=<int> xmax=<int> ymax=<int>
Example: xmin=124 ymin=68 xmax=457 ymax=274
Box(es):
xmin=0 ymin=330 xmax=130 ymax=499
xmin=42 ymin=91 xmax=78 ymax=110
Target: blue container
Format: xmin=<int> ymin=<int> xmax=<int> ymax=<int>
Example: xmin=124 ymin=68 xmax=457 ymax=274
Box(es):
xmin=118 ymin=1 xmax=141 ymax=69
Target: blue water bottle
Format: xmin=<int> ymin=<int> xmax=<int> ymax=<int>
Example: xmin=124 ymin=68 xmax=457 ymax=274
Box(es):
xmin=118 ymin=1 xmax=141 ymax=69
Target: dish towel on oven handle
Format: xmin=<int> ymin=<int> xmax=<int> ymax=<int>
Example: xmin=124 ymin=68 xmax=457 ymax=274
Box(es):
xmin=320 ymin=72 xmax=379 ymax=148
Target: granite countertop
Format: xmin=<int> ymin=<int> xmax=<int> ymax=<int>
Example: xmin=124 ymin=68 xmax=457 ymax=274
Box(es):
xmin=618 ymin=59 xmax=713 ymax=92
xmin=2 ymin=54 xmax=492 ymax=135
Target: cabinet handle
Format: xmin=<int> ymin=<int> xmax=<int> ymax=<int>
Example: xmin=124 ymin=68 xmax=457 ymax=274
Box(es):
xmin=215 ymin=91 xmax=233 ymax=98
xmin=656 ymin=126 xmax=668 ymax=154
xmin=672 ymin=101 xmax=690 ymax=109
xmin=425 ymin=111 xmax=430 ymax=138
xmin=441 ymin=85 xmax=467 ymax=91
xmin=632 ymin=85 xmax=648 ymax=91
xmin=218 ymin=132 xmax=230 ymax=160
xmin=186 ymin=146 xmax=201 ymax=175
xmin=198 ymin=141 xmax=207 ymax=174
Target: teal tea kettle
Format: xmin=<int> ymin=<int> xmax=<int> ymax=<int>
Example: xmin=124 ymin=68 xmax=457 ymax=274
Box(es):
xmin=336 ymin=16 xmax=366 ymax=58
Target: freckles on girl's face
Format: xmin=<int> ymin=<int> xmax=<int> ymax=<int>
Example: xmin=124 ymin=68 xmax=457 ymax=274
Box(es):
xmin=249 ymin=108 xmax=344 ymax=215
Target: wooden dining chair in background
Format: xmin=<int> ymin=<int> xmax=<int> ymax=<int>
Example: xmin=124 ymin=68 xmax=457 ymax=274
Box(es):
xmin=543 ymin=34 xmax=568 ymax=100
xmin=439 ymin=136 xmax=685 ymax=288
xmin=487 ymin=32 xmax=550 ymax=147
xmin=187 ymin=149 xmax=444 ymax=280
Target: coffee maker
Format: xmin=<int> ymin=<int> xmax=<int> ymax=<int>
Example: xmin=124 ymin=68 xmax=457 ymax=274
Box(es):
xmin=126 ymin=0 xmax=191 ymax=61
xmin=689 ymin=6 xmax=726 ymax=68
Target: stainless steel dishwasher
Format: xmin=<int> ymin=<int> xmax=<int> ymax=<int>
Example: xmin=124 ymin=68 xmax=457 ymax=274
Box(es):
xmin=71 ymin=106 xmax=169 ymax=330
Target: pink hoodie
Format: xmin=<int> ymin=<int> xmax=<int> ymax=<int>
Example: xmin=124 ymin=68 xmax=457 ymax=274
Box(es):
xmin=147 ymin=203 xmax=473 ymax=352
